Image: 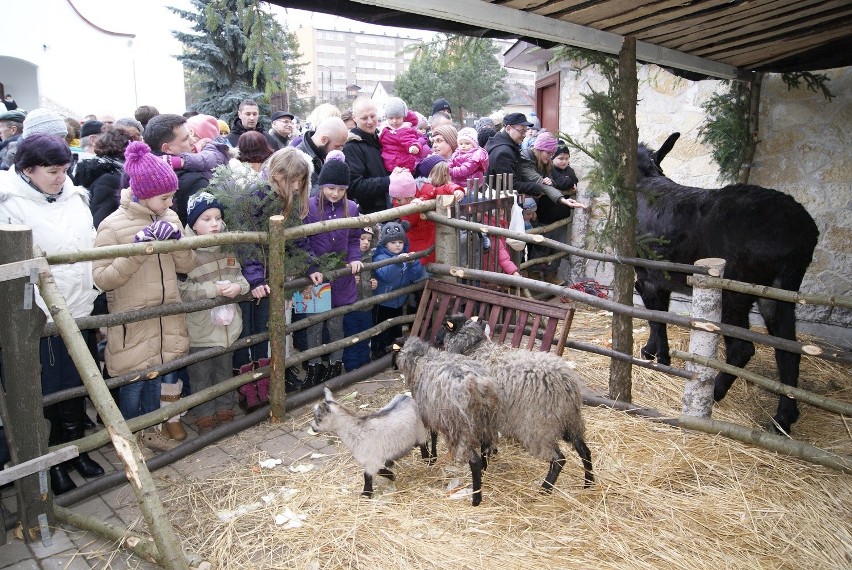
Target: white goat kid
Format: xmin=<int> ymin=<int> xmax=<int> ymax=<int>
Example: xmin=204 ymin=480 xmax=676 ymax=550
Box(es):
xmin=312 ymin=387 xmax=431 ymax=498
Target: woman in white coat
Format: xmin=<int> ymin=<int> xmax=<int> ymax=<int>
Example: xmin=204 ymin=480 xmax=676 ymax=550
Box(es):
xmin=0 ymin=133 xmax=103 ymax=495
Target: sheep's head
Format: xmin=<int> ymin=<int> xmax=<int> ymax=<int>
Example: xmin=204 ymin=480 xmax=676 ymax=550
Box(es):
xmin=435 ymin=313 xmax=469 ymax=348
xmin=443 ymin=317 xmax=489 ymax=355
xmin=394 ymin=336 xmax=429 ymax=380
xmin=311 ymin=387 xmax=342 ymax=433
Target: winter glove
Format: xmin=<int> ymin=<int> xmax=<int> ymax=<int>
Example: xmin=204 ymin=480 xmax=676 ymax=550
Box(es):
xmin=134 ymin=220 xmax=181 ymax=242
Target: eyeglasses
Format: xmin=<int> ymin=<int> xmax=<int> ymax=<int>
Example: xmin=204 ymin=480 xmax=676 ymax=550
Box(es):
xmin=509 ymin=125 xmax=528 ymax=136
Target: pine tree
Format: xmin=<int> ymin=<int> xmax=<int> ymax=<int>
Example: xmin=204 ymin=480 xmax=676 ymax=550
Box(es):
xmin=170 ymin=0 xmax=307 ymax=121
xmin=395 ymin=35 xmax=509 ymax=119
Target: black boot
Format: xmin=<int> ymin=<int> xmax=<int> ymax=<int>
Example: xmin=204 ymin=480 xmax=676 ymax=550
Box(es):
xmin=50 ymin=465 xmax=77 ymax=495
xmin=325 ymin=361 xmax=344 ymax=383
xmin=285 ymin=367 xmax=304 ymax=392
xmin=61 ymin=398 xmax=104 ymax=478
xmin=305 ymin=362 xmax=327 ymax=389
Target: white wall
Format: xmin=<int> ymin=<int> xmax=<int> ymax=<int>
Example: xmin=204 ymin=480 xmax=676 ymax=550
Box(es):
xmin=1 ymin=0 xmax=188 ymax=118
xmin=550 ymin=60 xmax=850 ymax=334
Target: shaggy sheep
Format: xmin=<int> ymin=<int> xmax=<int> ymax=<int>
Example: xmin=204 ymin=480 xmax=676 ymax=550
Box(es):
xmin=438 ymin=315 xmax=594 ymax=491
xmin=394 ymin=335 xmax=499 ymax=506
xmin=312 ymin=387 xmax=431 ymax=498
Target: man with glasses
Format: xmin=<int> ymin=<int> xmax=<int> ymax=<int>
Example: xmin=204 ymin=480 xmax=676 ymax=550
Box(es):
xmin=268 ymin=110 xmax=296 ymax=149
xmin=485 ymin=112 xmax=547 ymax=198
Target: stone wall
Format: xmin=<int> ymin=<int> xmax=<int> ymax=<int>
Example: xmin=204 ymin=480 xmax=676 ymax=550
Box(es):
xmin=546 ymin=61 xmax=850 ymax=339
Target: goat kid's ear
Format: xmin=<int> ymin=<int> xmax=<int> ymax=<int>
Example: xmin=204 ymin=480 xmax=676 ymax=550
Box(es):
xmin=470 ymin=316 xmax=479 ymax=322
xmin=324 ymin=387 xmax=334 ymax=402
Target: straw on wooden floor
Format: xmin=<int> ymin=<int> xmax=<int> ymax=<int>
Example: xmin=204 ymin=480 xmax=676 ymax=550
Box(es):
xmin=117 ymin=306 xmax=852 ymax=569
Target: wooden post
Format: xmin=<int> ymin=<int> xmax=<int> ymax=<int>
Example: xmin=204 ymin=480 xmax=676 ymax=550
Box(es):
xmin=0 ymin=226 xmax=52 ymax=542
xmin=268 ymin=215 xmax=287 ymax=422
xmin=682 ymin=258 xmax=726 ymax=417
xmin=609 ymin=35 xmax=638 ymax=403
xmin=37 ymin=269 xmax=190 ymax=570
xmin=433 ymin=195 xmax=458 ymax=282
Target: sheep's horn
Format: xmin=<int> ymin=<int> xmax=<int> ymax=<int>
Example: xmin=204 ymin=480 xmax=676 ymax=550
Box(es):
xmin=392 ymin=343 xmax=402 ymax=352
xmin=470 ymin=316 xmax=479 ymax=322
xmin=446 ymin=321 xmax=454 ymax=330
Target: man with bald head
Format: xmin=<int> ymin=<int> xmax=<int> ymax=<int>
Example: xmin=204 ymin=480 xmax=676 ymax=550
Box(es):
xmin=341 ymin=97 xmax=390 ymax=214
xmin=295 ymin=116 xmax=350 ymax=195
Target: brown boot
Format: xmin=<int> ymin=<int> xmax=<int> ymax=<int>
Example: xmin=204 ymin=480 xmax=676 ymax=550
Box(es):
xmin=160 ymin=381 xmax=187 ymax=440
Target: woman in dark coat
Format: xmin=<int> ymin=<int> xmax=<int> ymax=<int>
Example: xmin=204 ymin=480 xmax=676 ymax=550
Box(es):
xmin=73 ymin=127 xmax=135 ymax=228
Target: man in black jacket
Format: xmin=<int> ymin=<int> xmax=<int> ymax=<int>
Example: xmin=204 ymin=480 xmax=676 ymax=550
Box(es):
xmin=294 ymin=116 xmax=350 ymax=195
xmin=484 ymin=112 xmax=544 ymax=196
xmin=342 ymin=97 xmax=390 ymax=215
xmin=226 ymin=99 xmax=277 ymax=149
xmin=143 ymin=114 xmax=209 ymax=225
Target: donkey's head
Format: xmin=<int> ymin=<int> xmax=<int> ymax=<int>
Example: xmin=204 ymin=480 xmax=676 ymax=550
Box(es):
xmin=638 ymin=132 xmax=680 ymax=180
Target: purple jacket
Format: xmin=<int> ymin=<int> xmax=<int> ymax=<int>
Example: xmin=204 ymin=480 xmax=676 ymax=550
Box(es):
xmin=304 ymin=195 xmax=361 ymax=307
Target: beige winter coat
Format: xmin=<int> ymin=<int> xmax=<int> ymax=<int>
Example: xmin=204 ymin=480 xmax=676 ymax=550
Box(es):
xmin=178 ymin=226 xmax=250 ymax=348
xmin=93 ymin=188 xmax=196 ymax=376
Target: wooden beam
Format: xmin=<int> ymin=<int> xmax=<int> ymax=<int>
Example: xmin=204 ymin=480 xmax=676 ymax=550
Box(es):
xmin=0 ymin=447 xmax=78 ymax=487
xmin=349 ymin=0 xmax=740 ymax=79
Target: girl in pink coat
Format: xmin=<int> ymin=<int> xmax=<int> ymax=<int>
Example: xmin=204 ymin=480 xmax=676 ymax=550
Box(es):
xmin=379 ymin=97 xmax=428 ymax=173
xmin=449 ymin=127 xmax=489 ymax=187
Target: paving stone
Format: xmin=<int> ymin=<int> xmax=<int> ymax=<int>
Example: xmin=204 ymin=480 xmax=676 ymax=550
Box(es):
xmin=28 ymin=526 xmax=75 ymax=558
xmin=0 ymin=560 xmax=38 ymax=570
xmin=39 ymin=550 xmax=93 ymax=569
xmin=0 ymin=535 xmax=33 ymax=567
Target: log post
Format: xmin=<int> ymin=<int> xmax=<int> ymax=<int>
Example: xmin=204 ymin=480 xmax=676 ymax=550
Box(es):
xmin=0 ymin=226 xmax=52 ymax=542
xmin=682 ymin=258 xmax=726 ymax=417
xmin=268 ymin=215 xmax=287 ymax=422
xmin=37 ymin=268 xmax=190 ymax=570
xmin=433 ymin=195 xmax=458 ymax=282
xmin=610 ymin=35 xmax=638 ymax=403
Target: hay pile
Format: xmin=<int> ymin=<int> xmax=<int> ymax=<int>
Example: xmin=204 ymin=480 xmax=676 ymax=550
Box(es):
xmin=158 ymin=307 xmax=851 ymax=569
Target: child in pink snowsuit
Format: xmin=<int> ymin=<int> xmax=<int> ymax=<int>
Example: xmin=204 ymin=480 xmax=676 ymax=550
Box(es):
xmin=449 ymin=127 xmax=489 ymax=187
xmin=379 ymin=97 xmax=428 ymax=173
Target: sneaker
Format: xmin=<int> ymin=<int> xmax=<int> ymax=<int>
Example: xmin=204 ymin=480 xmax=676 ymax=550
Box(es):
xmin=138 ymin=427 xmax=181 ymax=451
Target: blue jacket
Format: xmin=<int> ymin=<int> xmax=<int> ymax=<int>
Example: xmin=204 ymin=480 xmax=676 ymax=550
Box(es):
xmin=372 ymin=243 xmax=426 ymax=308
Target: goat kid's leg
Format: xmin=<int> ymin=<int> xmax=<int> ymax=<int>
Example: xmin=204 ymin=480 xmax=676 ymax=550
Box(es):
xmin=362 ymin=472 xmax=374 ymax=498
xmin=759 ymin=298 xmax=801 ymax=433
xmin=429 ymin=430 xmax=438 ymax=464
xmin=572 ymin=436 xmax=594 ymax=488
xmin=468 ymin=450 xmax=484 ymax=507
xmin=378 ymin=467 xmax=395 ymax=481
xmin=418 ymin=443 xmax=431 ymax=462
xmin=480 ymin=441 xmax=496 ymax=471
xmin=541 ymin=447 xmax=566 ymax=493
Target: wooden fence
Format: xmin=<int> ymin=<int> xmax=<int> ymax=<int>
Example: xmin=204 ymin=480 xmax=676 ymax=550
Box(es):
xmin=1 ymin=185 xmax=850 ymax=568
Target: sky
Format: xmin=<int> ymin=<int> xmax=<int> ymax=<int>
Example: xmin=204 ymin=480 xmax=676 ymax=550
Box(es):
xmin=72 ymin=0 xmax=433 ymax=41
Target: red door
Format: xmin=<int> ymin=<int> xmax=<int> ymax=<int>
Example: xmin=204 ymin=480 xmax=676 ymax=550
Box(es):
xmin=535 ymin=73 xmax=560 ymax=133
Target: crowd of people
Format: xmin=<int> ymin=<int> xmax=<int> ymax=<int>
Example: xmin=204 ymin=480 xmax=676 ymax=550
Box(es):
xmin=0 ymin=95 xmax=585 ymax=494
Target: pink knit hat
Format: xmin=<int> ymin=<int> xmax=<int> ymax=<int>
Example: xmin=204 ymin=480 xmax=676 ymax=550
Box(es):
xmin=187 ymin=114 xmax=220 ymax=141
xmin=124 ymin=141 xmax=179 ymax=200
xmin=457 ymin=127 xmax=479 ymax=147
xmin=533 ymin=130 xmax=558 ymax=153
xmin=389 ymin=169 xmax=416 ymax=198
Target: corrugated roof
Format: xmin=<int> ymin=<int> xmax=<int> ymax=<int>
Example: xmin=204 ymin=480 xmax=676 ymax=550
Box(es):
xmin=271 ymin=0 xmax=852 ymax=77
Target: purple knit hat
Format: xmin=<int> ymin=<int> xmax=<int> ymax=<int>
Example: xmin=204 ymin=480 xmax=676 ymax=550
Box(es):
xmin=415 ymin=154 xmax=447 ymax=179
xmin=124 ymin=141 xmax=179 ymax=200
xmin=533 ymin=131 xmax=558 ymax=153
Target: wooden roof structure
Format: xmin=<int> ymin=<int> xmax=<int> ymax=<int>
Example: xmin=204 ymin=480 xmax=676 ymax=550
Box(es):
xmin=270 ymin=0 xmax=852 ymax=79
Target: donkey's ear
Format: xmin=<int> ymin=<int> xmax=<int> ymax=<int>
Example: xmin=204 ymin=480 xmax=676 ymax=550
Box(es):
xmin=655 ymin=133 xmax=680 ymax=167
